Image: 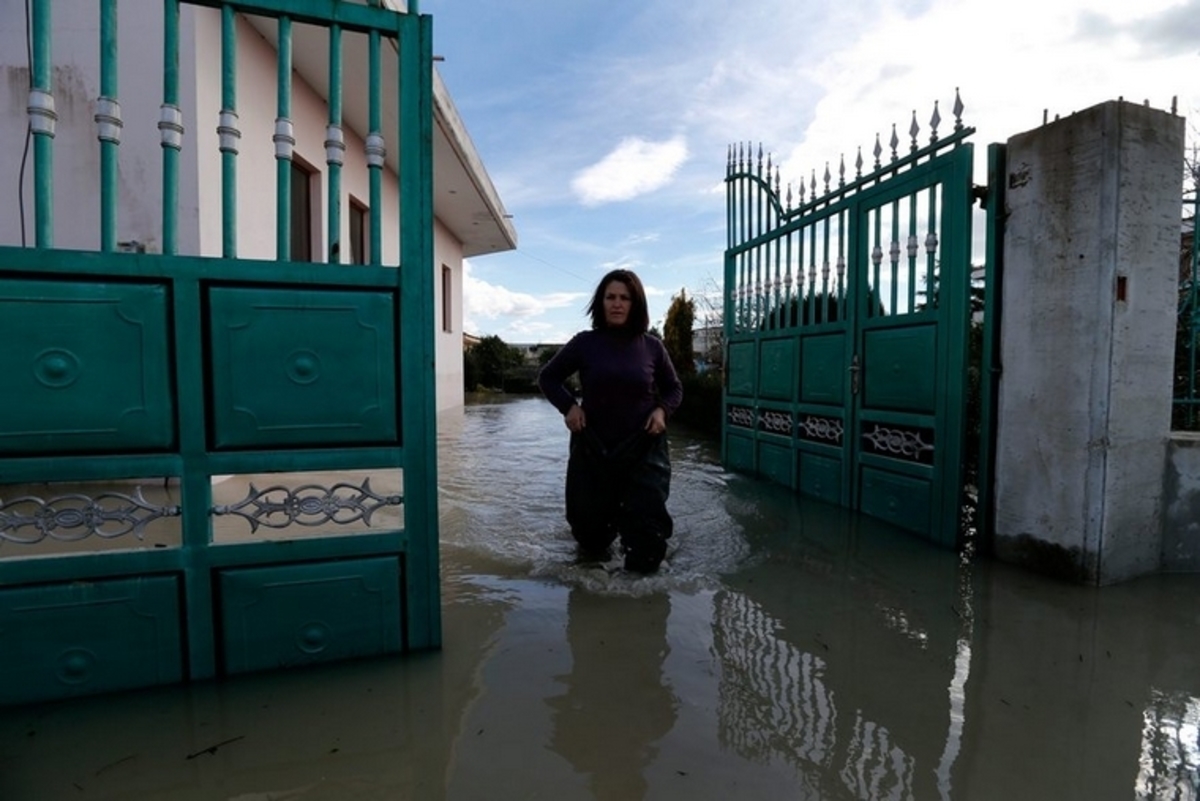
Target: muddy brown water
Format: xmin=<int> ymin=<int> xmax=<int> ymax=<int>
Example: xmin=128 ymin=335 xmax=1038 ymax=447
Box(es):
xmin=1 ymin=395 xmax=1198 ymax=800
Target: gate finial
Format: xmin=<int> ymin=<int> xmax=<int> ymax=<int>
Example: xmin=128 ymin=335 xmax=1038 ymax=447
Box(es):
xmin=930 ymin=100 xmax=941 ymax=144
xmin=909 ymin=110 xmax=920 ymax=153
xmin=953 ymin=88 xmax=965 ymax=131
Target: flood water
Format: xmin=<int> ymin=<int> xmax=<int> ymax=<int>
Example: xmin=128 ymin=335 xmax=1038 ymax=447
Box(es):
xmin=2 ymin=394 xmax=1199 ymax=800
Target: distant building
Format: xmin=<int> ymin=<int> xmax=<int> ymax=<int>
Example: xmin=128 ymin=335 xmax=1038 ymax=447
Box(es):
xmin=511 ymin=342 xmax=563 ymax=365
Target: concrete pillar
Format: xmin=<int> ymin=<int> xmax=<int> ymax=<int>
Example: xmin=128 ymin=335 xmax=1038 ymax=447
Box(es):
xmin=1163 ymin=434 xmax=1200 ymax=571
xmin=993 ymin=100 xmax=1185 ymax=585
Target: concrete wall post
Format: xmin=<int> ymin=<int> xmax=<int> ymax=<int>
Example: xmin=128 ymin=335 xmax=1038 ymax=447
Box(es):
xmin=993 ymin=100 xmax=1185 ymax=584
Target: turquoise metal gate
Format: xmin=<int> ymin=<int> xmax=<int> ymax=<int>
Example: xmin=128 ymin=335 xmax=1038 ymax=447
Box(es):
xmin=0 ymin=0 xmax=439 ymax=705
xmin=723 ymin=96 xmax=984 ymax=546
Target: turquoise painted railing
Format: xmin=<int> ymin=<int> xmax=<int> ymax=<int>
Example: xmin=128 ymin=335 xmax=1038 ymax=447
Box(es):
xmin=0 ymin=0 xmax=440 ymax=705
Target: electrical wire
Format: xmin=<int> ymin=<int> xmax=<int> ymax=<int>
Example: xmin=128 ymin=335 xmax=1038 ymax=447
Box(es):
xmin=17 ymin=0 xmax=33 ymax=247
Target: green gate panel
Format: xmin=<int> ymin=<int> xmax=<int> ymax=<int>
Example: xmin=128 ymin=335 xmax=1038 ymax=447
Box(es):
xmin=800 ymin=334 xmax=845 ymax=405
xmin=0 ymin=279 xmax=174 ymax=455
xmin=862 ymin=324 xmax=937 ymax=413
xmin=859 ymin=466 xmax=931 ymax=534
xmin=727 ymin=340 xmax=756 ymax=396
xmin=208 ymin=287 xmax=398 ymax=448
xmin=0 ymin=576 xmax=183 ymax=705
xmin=218 ymin=557 xmax=403 ymax=675
xmin=758 ymin=338 xmax=796 ymax=400
xmin=725 ymin=432 xmax=754 ymax=472
xmin=798 ymin=450 xmax=842 ymax=505
xmin=758 ymin=441 xmax=794 ymax=488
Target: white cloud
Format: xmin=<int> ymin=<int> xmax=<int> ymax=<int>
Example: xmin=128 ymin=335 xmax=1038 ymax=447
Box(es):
xmin=599 ymin=256 xmax=642 ymax=273
xmin=571 ymin=136 xmax=689 ymax=206
xmin=461 ymin=260 xmax=585 ymax=335
xmin=623 ymin=232 xmax=661 ymax=245
xmin=763 ymin=0 xmax=1200 ymax=196
xmin=495 ymin=319 xmax=578 ymax=346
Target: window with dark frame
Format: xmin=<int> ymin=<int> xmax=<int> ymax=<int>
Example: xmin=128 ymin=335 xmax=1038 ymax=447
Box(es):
xmin=290 ymin=158 xmax=315 ymax=262
xmin=349 ymin=197 xmax=368 ymax=265
xmin=442 ymin=265 xmax=453 ymax=333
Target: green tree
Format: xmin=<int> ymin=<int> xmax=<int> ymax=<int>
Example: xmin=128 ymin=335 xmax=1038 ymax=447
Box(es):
xmin=464 ymin=334 xmax=524 ymax=391
xmin=663 ymin=289 xmax=696 ymax=376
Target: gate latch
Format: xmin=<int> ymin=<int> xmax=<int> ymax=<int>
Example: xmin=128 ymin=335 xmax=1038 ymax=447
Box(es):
xmin=849 ymin=353 xmax=861 ymax=395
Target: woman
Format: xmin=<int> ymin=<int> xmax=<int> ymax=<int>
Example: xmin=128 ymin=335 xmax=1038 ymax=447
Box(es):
xmin=538 ymin=269 xmax=683 ymax=573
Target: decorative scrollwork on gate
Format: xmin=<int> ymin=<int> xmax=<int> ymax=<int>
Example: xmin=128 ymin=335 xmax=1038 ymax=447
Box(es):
xmin=727 ymin=404 xmax=756 ymax=430
xmin=797 ymin=415 xmax=845 ymax=446
xmin=0 ymin=488 xmax=181 ymax=545
xmin=758 ymin=409 xmax=794 ymax=436
xmin=861 ymin=423 xmax=935 ymax=464
xmin=211 ymin=479 xmax=403 ymax=533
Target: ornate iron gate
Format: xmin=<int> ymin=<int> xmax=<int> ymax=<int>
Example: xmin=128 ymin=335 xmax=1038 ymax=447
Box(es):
xmin=0 ymin=0 xmax=438 ymax=705
xmin=723 ymin=95 xmax=984 ymax=546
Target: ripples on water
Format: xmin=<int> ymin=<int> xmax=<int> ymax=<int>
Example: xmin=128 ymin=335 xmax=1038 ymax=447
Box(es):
xmin=438 ymin=394 xmax=752 ymax=595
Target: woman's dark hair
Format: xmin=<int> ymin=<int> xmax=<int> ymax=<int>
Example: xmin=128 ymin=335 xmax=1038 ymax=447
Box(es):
xmin=586 ymin=269 xmax=650 ymax=333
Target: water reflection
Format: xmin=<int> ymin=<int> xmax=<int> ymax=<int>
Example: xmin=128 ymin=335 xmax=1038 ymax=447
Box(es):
xmin=548 ymin=590 xmax=676 ymax=800
xmin=1140 ymin=690 xmax=1200 ymax=799
xmin=710 ymin=515 xmax=961 ymax=799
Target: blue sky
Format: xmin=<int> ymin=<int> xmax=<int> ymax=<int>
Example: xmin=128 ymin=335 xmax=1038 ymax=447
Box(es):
xmin=422 ymin=0 xmax=1200 ymax=344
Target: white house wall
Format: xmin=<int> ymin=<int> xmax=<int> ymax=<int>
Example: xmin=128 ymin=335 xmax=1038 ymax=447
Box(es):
xmin=0 ymin=0 xmax=201 ymax=252
xmin=434 ymin=218 xmax=464 ymax=409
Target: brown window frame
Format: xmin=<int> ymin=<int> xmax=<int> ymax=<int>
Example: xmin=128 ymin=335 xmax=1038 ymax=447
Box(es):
xmin=349 ymin=196 xmax=368 ymax=265
xmin=441 ymin=265 xmax=453 ymax=333
xmin=289 ymin=156 xmax=318 ymax=262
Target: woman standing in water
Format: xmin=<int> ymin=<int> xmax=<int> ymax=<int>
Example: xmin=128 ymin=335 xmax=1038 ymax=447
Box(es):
xmin=538 ymin=269 xmax=683 ymax=573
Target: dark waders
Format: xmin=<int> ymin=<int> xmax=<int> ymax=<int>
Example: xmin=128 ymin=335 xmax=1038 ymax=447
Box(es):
xmin=565 ymin=428 xmax=672 ymax=573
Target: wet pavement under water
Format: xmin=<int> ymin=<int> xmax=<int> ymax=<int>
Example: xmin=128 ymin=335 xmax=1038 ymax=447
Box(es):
xmin=2 ymin=395 xmax=1199 ymax=800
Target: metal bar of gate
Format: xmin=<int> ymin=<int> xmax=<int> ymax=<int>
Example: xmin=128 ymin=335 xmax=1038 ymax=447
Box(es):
xmin=30 ymin=0 xmax=54 ymax=247
xmin=326 ymin=24 xmax=343 ymax=263
xmin=99 ymin=0 xmax=119 ymax=252
xmin=162 ymin=0 xmax=181 ymax=254
xmin=219 ymin=4 xmax=238 ymax=258
xmin=275 ymin=15 xmax=293 ymax=260
xmin=368 ymin=28 xmax=383 ymax=265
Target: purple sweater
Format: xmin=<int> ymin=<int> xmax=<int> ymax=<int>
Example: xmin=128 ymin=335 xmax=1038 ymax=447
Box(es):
xmin=538 ymin=330 xmax=683 ymax=448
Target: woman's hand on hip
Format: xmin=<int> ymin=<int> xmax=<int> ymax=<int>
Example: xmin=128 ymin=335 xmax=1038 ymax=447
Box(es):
xmin=644 ymin=407 xmax=667 ymax=435
xmin=565 ymin=404 xmax=586 ymax=433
